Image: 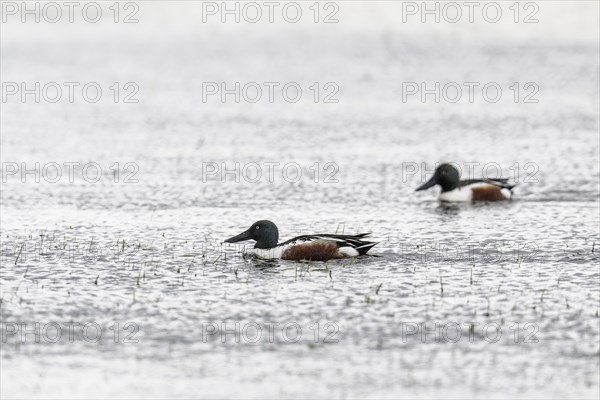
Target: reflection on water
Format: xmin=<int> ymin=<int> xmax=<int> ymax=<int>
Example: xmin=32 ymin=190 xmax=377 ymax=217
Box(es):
xmin=434 ymin=202 xmax=463 ymax=216
xmin=249 ymin=258 xmax=283 ymax=271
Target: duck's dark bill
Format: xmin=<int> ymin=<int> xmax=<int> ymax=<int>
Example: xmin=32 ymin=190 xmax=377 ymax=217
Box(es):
xmin=224 ymin=229 xmax=251 ymax=243
xmin=415 ymin=177 xmax=436 ymax=191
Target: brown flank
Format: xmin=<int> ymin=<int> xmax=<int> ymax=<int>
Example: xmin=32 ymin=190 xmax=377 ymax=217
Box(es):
xmin=282 ymin=240 xmax=343 ymax=261
xmin=471 ymin=184 xmax=508 ymax=201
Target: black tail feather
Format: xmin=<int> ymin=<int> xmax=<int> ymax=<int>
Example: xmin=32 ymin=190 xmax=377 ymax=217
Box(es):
xmin=355 ymin=242 xmax=379 ymax=256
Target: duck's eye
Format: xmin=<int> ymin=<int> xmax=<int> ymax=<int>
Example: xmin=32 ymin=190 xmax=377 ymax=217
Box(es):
xmin=255 ymin=226 xmax=260 ymax=230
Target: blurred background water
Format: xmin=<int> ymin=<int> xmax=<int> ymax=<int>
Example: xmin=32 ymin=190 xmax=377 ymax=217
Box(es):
xmin=1 ymin=1 xmax=599 ymax=398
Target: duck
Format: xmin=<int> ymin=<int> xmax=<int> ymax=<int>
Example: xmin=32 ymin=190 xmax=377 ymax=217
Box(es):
xmin=224 ymin=220 xmax=378 ymax=261
xmin=415 ymin=163 xmax=516 ymax=202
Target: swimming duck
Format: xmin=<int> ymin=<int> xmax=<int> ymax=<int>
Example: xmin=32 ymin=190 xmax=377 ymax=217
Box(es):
xmin=224 ymin=220 xmax=378 ymax=261
xmin=416 ymin=163 xmax=516 ymax=202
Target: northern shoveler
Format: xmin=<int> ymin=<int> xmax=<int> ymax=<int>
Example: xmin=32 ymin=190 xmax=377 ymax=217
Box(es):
xmin=224 ymin=220 xmax=378 ymax=261
xmin=415 ymin=163 xmax=516 ymax=202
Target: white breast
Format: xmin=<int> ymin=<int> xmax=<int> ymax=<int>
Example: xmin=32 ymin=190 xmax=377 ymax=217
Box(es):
xmin=251 ymin=245 xmax=289 ymax=259
xmin=439 ymin=186 xmax=473 ymax=202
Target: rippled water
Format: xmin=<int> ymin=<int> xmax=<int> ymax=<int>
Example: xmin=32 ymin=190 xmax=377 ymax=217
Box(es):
xmin=1 ymin=2 xmax=599 ymax=399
